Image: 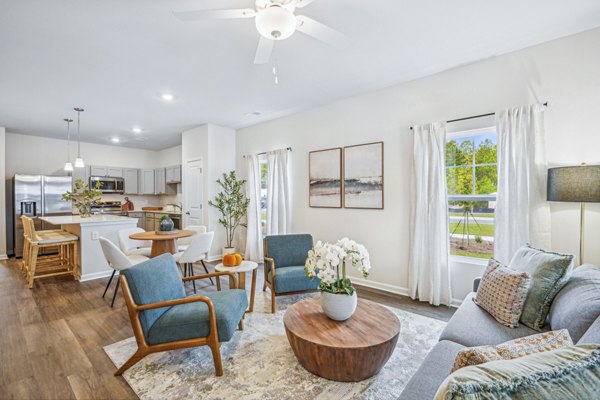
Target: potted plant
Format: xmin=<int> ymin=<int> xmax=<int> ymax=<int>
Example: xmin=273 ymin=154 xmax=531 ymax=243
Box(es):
xmin=62 ymin=179 xmax=102 ymax=217
xmin=208 ymin=171 xmax=250 ymax=255
xmin=159 ymin=215 xmax=175 ymax=232
xmin=305 ymin=237 xmax=371 ymax=321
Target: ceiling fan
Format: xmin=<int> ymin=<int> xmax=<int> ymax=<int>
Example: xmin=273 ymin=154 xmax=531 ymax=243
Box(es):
xmin=173 ymin=0 xmax=350 ymax=64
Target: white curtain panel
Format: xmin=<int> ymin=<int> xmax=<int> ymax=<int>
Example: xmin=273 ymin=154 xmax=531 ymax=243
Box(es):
xmin=495 ymin=103 xmax=551 ymax=264
xmin=244 ymin=154 xmax=263 ymax=262
xmin=409 ymin=122 xmax=452 ymax=306
xmin=266 ymin=149 xmax=291 ymax=235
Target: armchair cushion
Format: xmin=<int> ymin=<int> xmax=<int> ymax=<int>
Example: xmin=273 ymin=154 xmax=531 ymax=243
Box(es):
xmin=268 ymin=266 xmax=320 ymax=294
xmin=146 ymin=289 xmax=248 ymax=345
xmin=264 ymin=234 xmax=313 ymax=268
xmin=121 ymin=254 xmax=186 ymax=337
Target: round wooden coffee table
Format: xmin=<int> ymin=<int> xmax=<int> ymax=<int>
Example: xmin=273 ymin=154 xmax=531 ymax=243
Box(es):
xmin=284 ymin=297 xmax=400 ymax=382
xmin=129 ymin=230 xmax=195 ymax=258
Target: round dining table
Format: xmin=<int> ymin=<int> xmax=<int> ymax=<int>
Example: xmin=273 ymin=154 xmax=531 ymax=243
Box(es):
xmin=129 ymin=229 xmax=195 ymax=258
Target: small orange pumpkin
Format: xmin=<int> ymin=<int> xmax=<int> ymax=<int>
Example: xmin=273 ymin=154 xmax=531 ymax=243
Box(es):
xmin=222 ymin=253 xmax=237 ymax=267
xmin=233 ymin=253 xmax=243 ymax=265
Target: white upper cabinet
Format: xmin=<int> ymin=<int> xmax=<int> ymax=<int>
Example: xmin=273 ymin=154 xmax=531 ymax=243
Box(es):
xmin=155 ymin=168 xmax=166 ymax=195
xmin=90 ymin=166 xmax=107 ymax=176
xmin=123 ymin=168 xmax=139 ymax=194
xmin=166 ymin=165 xmax=181 ymax=183
xmin=90 ymin=166 xmax=123 ymax=177
xmin=139 ymin=169 xmax=155 ymax=195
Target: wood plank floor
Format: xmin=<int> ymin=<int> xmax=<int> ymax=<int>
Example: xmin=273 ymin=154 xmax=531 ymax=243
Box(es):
xmin=0 ymin=257 xmax=453 ymax=399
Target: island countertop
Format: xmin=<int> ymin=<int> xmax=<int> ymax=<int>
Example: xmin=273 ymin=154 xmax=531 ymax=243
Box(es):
xmin=40 ymin=215 xmax=138 ymax=226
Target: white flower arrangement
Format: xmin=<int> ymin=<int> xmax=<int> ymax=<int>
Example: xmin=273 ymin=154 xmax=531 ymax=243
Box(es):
xmin=305 ymin=237 xmax=371 ymax=295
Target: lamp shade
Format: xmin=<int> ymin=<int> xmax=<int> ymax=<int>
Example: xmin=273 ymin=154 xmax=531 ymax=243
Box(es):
xmin=547 ymin=165 xmax=600 ymax=202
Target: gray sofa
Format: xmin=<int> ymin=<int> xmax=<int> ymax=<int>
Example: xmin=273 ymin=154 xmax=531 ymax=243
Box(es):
xmin=399 ymin=264 xmax=600 ymax=400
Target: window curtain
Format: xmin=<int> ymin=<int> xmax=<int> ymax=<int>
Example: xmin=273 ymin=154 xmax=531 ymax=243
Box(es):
xmin=495 ymin=104 xmax=550 ymax=264
xmin=409 ymin=122 xmax=452 ymax=306
xmin=266 ymin=149 xmax=291 ymax=235
xmin=244 ymin=154 xmax=263 ymax=262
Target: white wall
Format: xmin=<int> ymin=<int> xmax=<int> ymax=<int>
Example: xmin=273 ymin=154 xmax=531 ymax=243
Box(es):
xmin=0 ymin=127 xmax=6 ymax=259
xmin=182 ymin=124 xmax=236 ymax=258
xmin=237 ymin=27 xmax=600 ymax=303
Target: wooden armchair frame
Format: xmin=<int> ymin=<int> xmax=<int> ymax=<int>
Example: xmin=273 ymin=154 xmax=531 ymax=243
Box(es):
xmin=115 ymin=271 xmax=241 ymax=377
xmin=262 ymin=240 xmax=318 ymax=313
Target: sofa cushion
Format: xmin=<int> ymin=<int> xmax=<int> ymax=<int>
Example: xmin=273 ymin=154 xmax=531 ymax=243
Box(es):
xmin=578 ymin=315 xmax=600 ymax=345
xmin=268 ymin=266 xmax=320 ymax=294
xmin=147 ymin=289 xmax=248 ymax=345
xmin=398 ymin=340 xmax=466 ymax=400
xmin=509 ymin=244 xmax=573 ymax=331
xmin=549 ymin=264 xmax=600 ymax=342
xmin=452 ymin=329 xmax=573 ymax=371
xmin=474 ymin=258 xmax=531 ymax=328
xmin=264 ymin=234 xmax=313 ymax=268
xmin=434 ymin=345 xmax=600 ymax=400
xmin=440 ymin=293 xmax=543 ymax=347
xmin=121 ymin=254 xmax=186 ymax=337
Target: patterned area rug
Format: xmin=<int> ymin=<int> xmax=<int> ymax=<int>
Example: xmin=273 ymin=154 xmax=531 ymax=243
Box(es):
xmin=104 ymin=291 xmax=446 ymax=400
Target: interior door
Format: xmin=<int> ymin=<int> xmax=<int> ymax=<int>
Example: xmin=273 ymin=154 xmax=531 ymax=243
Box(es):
xmin=184 ymin=158 xmax=203 ymax=227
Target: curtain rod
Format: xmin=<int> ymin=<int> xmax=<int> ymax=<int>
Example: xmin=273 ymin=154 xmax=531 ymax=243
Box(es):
xmin=243 ymin=147 xmax=292 ymax=158
xmin=409 ymin=102 xmax=548 ymax=130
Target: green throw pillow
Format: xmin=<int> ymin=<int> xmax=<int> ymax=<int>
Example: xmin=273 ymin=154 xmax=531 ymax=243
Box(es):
xmin=509 ymin=244 xmax=573 ymax=330
xmin=435 ymin=344 xmax=600 ymax=400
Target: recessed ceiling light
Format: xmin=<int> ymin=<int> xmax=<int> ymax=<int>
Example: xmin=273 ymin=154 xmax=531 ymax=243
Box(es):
xmin=111 ymin=137 xmax=120 ymax=143
xmin=132 ymin=127 xmax=142 ymax=134
xmin=161 ymin=93 xmax=174 ymax=101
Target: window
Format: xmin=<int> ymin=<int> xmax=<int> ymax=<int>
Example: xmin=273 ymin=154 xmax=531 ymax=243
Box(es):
xmin=259 ymin=155 xmax=268 ymax=236
xmin=446 ymin=127 xmax=497 ymax=259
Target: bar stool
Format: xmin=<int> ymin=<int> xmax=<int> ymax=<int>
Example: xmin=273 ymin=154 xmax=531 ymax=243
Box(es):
xmin=22 ymin=216 xmax=79 ymax=288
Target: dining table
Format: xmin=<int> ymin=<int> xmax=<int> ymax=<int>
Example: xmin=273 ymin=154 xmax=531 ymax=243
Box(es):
xmin=129 ymin=229 xmax=195 ymax=258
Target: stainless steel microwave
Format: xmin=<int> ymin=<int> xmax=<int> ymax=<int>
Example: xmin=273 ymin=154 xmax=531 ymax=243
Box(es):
xmin=90 ymin=176 xmax=125 ymax=194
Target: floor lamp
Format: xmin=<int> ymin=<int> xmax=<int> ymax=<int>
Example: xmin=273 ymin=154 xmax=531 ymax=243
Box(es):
xmin=547 ymin=165 xmax=600 ymax=265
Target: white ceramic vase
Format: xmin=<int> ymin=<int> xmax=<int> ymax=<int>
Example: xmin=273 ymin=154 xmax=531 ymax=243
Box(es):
xmin=320 ymin=291 xmax=358 ymax=321
xmin=222 ymin=247 xmax=236 ymax=256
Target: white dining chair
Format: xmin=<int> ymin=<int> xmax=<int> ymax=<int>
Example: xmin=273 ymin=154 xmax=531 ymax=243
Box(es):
xmin=177 ymin=225 xmax=207 ymax=251
xmin=173 ymin=231 xmax=214 ymax=293
xmin=99 ymin=237 xmax=149 ymax=307
xmin=118 ymin=227 xmax=152 ymax=257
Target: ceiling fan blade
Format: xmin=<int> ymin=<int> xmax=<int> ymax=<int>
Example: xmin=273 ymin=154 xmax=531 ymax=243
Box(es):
xmin=254 ymin=37 xmax=274 ymax=64
xmin=295 ymin=15 xmax=350 ymax=48
xmin=173 ymin=8 xmax=256 ymax=22
xmin=294 ymin=0 xmax=319 ymax=8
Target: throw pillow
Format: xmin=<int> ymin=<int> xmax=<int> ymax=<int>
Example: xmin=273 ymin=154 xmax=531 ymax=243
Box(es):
xmin=549 ymin=264 xmax=600 ymax=342
xmin=452 ymin=329 xmax=573 ymax=371
xmin=509 ymin=244 xmax=573 ymax=331
xmin=435 ymin=345 xmax=600 ymax=400
xmin=474 ymin=258 xmax=531 ymax=328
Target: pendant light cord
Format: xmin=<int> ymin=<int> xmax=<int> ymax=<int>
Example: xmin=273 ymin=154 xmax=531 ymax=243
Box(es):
xmin=77 ymin=109 xmax=81 ymax=157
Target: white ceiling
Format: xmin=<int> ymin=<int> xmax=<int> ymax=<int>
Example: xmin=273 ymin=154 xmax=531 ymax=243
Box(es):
xmin=1 ymin=0 xmax=600 ymax=150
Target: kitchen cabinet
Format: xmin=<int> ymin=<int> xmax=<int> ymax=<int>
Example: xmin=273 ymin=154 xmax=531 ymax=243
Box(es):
xmin=166 ymin=165 xmax=181 ymax=183
xmin=144 ymin=212 xmax=155 ymax=232
xmin=155 ymin=168 xmax=166 ymax=195
xmin=154 ymin=213 xmax=168 ymax=231
xmin=90 ymin=166 xmax=123 ymax=178
xmin=128 ymin=212 xmax=145 ymax=229
xmin=123 ymin=168 xmax=139 ymax=194
xmin=139 ymin=169 xmax=155 ymax=195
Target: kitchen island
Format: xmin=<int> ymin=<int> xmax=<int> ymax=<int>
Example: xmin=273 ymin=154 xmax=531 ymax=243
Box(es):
xmin=39 ymin=215 xmax=139 ymax=281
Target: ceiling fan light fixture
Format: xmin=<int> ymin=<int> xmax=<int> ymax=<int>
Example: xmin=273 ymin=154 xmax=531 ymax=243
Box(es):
xmin=255 ymin=5 xmax=296 ymax=40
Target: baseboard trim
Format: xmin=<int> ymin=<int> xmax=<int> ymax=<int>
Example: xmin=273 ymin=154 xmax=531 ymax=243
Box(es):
xmin=351 ymin=277 xmax=410 ymax=297
xmin=80 ymin=270 xmax=115 ymax=282
xmin=0 ymin=254 xmax=8 ymax=260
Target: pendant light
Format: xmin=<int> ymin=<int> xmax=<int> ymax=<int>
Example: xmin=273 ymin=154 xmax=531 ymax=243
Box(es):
xmin=63 ymin=118 xmax=74 ymax=172
xmin=74 ymin=107 xmax=85 ymax=168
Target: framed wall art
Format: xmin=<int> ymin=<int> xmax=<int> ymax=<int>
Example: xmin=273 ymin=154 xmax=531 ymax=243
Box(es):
xmin=309 ymin=147 xmax=342 ymax=208
xmin=343 ymin=142 xmax=384 ymax=209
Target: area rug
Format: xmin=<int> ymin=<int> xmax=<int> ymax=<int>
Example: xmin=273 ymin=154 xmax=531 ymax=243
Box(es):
xmin=104 ymin=291 xmax=446 ymax=400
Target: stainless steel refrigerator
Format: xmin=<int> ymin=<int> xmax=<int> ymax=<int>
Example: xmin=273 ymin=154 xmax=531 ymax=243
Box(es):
xmin=13 ymin=174 xmax=73 ymax=257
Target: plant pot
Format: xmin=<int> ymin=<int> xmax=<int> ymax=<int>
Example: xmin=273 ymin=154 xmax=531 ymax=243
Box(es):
xmin=223 ymin=247 xmax=236 ymax=256
xmin=320 ymin=291 xmax=357 ymax=321
xmin=159 ymin=217 xmax=175 ymax=232
xmin=78 ymin=204 xmax=92 ymax=218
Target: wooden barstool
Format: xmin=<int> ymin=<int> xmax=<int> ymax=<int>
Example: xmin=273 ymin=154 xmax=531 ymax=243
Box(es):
xmin=21 ymin=216 xmax=80 ymax=288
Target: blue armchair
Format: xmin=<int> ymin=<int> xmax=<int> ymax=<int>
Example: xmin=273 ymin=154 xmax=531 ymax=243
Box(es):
xmin=263 ymin=234 xmax=319 ymax=313
xmin=115 ymin=253 xmax=248 ymax=376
